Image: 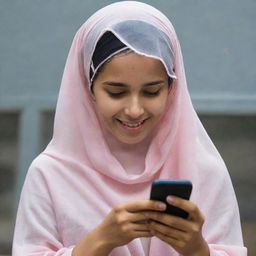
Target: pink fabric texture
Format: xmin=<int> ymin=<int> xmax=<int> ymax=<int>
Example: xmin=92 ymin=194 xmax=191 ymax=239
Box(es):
xmin=13 ymin=1 xmax=247 ymax=255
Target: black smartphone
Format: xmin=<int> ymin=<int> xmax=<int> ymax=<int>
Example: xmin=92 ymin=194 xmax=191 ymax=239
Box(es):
xmin=150 ymin=179 xmax=193 ymax=219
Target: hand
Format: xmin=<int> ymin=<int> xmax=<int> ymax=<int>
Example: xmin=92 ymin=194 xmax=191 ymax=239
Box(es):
xmin=95 ymin=200 xmax=166 ymax=251
xmin=73 ymin=200 xmax=167 ymax=256
xmin=146 ymin=196 xmax=209 ymax=256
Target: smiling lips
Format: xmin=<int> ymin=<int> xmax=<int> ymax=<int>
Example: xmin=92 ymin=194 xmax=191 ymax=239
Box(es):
xmin=116 ymin=118 xmax=147 ymax=129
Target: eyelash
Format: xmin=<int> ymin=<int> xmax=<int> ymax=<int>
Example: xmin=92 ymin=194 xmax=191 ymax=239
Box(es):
xmin=107 ymin=90 xmax=161 ymax=98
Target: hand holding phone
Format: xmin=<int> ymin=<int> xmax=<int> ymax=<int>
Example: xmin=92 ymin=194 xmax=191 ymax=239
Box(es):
xmin=150 ymin=179 xmax=193 ymax=218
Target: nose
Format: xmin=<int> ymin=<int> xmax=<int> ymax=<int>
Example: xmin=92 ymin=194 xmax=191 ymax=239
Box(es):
xmin=124 ymin=96 xmax=144 ymax=119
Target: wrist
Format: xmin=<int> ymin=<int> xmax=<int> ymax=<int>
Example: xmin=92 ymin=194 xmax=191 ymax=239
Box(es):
xmin=72 ymin=228 xmax=114 ymax=256
xmin=188 ymin=239 xmax=210 ymax=256
xmin=95 ymin=231 xmax=114 ymax=255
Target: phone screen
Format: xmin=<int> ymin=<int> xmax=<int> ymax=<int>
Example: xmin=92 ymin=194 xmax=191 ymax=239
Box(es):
xmin=150 ymin=179 xmax=193 ymax=218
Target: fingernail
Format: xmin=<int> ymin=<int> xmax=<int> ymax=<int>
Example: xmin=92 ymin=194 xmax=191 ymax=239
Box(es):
xmin=167 ymin=196 xmax=175 ymax=204
xmin=157 ymin=202 xmax=166 ymax=210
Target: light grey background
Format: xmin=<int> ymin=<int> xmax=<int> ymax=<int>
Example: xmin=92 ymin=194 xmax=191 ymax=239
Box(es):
xmin=1 ymin=0 xmax=256 ymax=113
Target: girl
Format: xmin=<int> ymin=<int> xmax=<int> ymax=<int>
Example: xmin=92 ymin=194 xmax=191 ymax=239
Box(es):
xmin=13 ymin=1 xmax=247 ymax=256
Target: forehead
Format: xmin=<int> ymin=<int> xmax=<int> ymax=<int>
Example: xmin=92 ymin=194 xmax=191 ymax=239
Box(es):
xmin=97 ymin=52 xmax=168 ymax=81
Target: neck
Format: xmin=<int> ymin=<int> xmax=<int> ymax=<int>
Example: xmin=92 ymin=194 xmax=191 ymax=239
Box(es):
xmin=104 ymin=129 xmax=152 ymax=175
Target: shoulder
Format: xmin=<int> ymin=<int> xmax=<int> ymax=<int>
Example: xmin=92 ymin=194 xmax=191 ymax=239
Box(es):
xmin=22 ymin=153 xmax=60 ymax=195
xmin=25 ymin=154 xmax=53 ymax=179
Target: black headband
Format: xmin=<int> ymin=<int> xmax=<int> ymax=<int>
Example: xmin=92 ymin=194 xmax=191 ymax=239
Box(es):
xmin=90 ymin=31 xmax=127 ymax=81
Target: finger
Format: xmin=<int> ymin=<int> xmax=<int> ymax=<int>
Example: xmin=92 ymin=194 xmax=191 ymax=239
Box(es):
xmin=148 ymin=220 xmax=186 ymax=241
xmin=133 ymin=230 xmax=153 ymax=238
xmin=119 ymin=200 xmax=167 ymax=213
xmin=124 ymin=211 xmax=151 ymax=223
xmin=144 ymin=211 xmax=191 ymax=232
xmin=154 ymin=231 xmax=185 ymax=250
xmin=166 ymin=196 xmax=204 ymax=222
xmin=114 ymin=209 xmax=158 ymax=226
xmin=133 ymin=222 xmax=151 ymax=232
xmin=123 ymin=223 xmax=153 ymax=238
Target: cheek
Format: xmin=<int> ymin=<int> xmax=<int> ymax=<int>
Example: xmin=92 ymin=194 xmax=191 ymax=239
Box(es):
xmin=148 ymin=95 xmax=168 ymax=116
xmin=95 ymin=98 xmax=120 ymax=120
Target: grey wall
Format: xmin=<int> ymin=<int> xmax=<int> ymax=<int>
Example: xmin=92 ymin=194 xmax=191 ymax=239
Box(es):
xmin=1 ymin=0 xmax=256 ymax=113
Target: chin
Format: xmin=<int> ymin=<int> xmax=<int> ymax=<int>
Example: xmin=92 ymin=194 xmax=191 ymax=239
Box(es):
xmin=116 ymin=134 xmax=148 ymax=145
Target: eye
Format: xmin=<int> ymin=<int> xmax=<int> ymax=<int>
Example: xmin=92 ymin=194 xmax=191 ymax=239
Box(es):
xmin=144 ymin=89 xmax=161 ymax=96
xmin=107 ymin=91 xmax=126 ymax=98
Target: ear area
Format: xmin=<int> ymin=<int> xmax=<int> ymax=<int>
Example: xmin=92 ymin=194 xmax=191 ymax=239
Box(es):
xmin=168 ymin=77 xmax=174 ymax=89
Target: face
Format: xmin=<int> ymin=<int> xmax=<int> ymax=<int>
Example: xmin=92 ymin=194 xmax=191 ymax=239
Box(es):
xmin=92 ymin=52 xmax=169 ymax=144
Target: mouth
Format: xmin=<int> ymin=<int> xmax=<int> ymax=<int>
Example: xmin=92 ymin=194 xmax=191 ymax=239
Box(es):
xmin=116 ymin=118 xmax=148 ymax=129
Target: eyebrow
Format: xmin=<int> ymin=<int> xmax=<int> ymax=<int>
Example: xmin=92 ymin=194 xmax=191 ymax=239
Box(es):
xmin=103 ymin=80 xmax=165 ymax=87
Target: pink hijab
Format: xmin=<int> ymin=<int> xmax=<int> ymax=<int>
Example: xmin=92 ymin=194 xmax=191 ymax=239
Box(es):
xmin=13 ymin=1 xmax=247 ymax=255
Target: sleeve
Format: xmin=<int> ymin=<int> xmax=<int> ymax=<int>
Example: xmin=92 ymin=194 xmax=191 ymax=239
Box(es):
xmin=208 ymin=245 xmax=247 ymax=256
xmin=12 ymin=159 xmax=75 ymax=256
